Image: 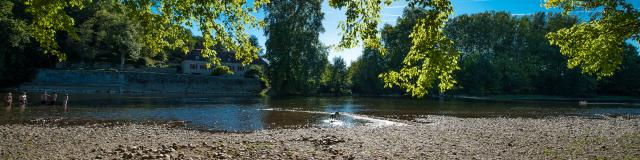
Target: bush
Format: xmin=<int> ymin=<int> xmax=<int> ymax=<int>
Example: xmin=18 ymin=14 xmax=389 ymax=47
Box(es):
xmin=244 ymin=65 xmax=264 ymax=78
xmin=211 ymin=66 xmax=234 ymax=76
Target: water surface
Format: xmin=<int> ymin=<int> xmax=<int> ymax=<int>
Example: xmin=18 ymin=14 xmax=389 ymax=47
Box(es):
xmin=1 ymin=94 xmax=639 ymax=132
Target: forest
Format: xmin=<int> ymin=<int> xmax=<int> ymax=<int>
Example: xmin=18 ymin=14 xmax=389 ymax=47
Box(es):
xmin=350 ymin=10 xmax=640 ymax=97
xmin=1 ymin=0 xmax=639 ymax=97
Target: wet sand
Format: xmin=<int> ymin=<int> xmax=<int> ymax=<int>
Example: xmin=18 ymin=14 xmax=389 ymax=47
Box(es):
xmin=0 ymin=115 xmax=639 ymax=159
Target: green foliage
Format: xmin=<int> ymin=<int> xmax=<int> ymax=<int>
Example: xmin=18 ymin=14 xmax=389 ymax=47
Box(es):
xmin=78 ymin=2 xmax=142 ymax=70
xmin=320 ymin=57 xmax=351 ymax=95
xmin=249 ymin=35 xmax=263 ymax=56
xmin=328 ymin=0 xmax=391 ymax=51
xmin=264 ymin=0 xmax=328 ymax=95
xmin=24 ymin=0 xmax=84 ymax=61
xmin=0 ymin=0 xmax=56 ymax=86
xmin=380 ymin=2 xmax=459 ymax=98
xmin=333 ymin=0 xmax=640 ymax=97
xmin=346 ymin=9 xmax=427 ymax=96
xmin=545 ymin=0 xmax=640 ymax=78
xmin=349 ymin=48 xmax=390 ymax=95
xmin=443 ymin=11 xmax=601 ymax=97
xmin=331 ymin=0 xmax=460 ymax=98
xmin=597 ymin=45 xmax=640 ymax=96
xmin=23 ymin=0 xmax=268 ymax=66
xmin=244 ymin=65 xmax=264 ymax=78
xmin=210 ymin=66 xmax=234 ymax=76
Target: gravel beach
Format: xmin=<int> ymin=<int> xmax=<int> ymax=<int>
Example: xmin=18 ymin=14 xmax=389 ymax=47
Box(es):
xmin=1 ymin=116 xmax=639 ymax=159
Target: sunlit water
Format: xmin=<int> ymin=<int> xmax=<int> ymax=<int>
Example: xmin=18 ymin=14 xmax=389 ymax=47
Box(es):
xmin=0 ymin=94 xmax=639 ymax=132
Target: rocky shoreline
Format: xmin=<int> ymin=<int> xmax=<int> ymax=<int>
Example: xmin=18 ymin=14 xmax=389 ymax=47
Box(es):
xmin=1 ymin=116 xmax=639 ymax=159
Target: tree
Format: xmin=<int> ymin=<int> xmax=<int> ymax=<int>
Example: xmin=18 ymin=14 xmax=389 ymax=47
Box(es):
xmin=321 ymin=57 xmax=351 ymax=95
xmin=440 ymin=11 xmax=599 ymax=97
xmin=0 ymin=0 xmax=57 ymax=86
xmin=382 ymin=4 xmax=458 ymax=98
xmin=349 ymin=48 xmax=389 ymax=95
xmin=249 ymin=35 xmax=263 ymax=56
xmin=78 ymin=2 xmax=142 ymax=70
xmin=264 ymin=0 xmax=328 ymax=95
xmin=597 ymin=44 xmax=640 ymax=96
xmin=22 ymin=0 xmax=266 ymax=66
xmin=444 ymin=12 xmax=527 ymax=94
xmin=545 ymin=0 xmax=640 ymax=78
xmin=330 ymin=0 xmax=640 ymax=97
xmin=330 ymin=0 xmax=459 ymax=98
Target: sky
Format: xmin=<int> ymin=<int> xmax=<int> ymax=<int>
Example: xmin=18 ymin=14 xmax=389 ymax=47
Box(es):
xmin=191 ymin=0 xmax=640 ymax=65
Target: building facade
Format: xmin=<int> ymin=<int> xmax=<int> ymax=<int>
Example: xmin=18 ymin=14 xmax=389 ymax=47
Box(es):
xmin=181 ymin=49 xmax=265 ymax=76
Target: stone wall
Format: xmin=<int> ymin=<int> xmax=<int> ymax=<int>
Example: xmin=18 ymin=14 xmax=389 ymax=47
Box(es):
xmin=19 ymin=69 xmax=263 ymax=95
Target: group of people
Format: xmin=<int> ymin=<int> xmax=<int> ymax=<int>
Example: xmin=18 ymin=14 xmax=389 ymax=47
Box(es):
xmin=3 ymin=91 xmax=69 ymax=107
xmin=2 ymin=92 xmax=27 ymax=106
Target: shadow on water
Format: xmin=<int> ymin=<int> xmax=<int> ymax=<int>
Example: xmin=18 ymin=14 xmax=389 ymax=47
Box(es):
xmin=0 ymin=93 xmax=639 ymax=132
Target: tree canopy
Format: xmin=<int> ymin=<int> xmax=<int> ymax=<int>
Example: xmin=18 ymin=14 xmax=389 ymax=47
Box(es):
xmin=544 ymin=0 xmax=640 ymax=78
xmin=330 ymin=0 xmax=459 ymax=97
xmin=264 ymin=0 xmax=328 ymax=95
xmin=24 ymin=0 xmax=268 ymax=66
xmin=333 ymin=0 xmax=639 ymax=97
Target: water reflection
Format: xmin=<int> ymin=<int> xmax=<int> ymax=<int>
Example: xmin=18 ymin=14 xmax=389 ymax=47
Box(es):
xmin=0 ymin=94 xmax=639 ymax=132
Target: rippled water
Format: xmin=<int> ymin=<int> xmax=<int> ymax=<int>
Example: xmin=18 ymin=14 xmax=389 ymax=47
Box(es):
xmin=1 ymin=94 xmax=639 ymax=132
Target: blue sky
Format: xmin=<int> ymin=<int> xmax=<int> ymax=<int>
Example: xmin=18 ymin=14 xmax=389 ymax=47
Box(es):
xmin=192 ymin=0 xmax=640 ymax=65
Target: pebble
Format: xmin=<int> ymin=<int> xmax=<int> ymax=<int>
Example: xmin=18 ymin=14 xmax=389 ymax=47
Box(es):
xmin=0 ymin=116 xmax=638 ymax=159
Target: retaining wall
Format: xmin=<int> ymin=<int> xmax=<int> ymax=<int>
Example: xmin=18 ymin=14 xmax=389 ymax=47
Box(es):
xmin=19 ymin=69 xmax=262 ymax=95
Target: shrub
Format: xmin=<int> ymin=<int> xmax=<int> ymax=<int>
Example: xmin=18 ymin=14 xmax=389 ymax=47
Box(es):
xmin=244 ymin=65 xmax=264 ymax=78
xmin=211 ymin=66 xmax=234 ymax=76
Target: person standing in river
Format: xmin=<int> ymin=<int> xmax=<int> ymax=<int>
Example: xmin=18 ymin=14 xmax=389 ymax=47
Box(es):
xmin=3 ymin=93 xmax=12 ymax=106
xmin=63 ymin=94 xmax=69 ymax=107
xmin=48 ymin=92 xmax=58 ymax=106
xmin=18 ymin=92 xmax=27 ymax=105
xmin=40 ymin=91 xmax=49 ymax=105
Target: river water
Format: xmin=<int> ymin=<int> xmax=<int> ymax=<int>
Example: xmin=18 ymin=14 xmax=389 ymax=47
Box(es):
xmin=1 ymin=94 xmax=639 ymax=132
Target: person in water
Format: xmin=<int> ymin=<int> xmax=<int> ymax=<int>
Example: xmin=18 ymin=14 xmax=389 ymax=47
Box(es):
xmin=3 ymin=93 xmax=12 ymax=106
xmin=330 ymin=112 xmax=340 ymax=119
xmin=48 ymin=92 xmax=58 ymax=105
xmin=40 ymin=91 xmax=49 ymax=105
xmin=18 ymin=92 xmax=27 ymax=105
xmin=63 ymin=94 xmax=69 ymax=106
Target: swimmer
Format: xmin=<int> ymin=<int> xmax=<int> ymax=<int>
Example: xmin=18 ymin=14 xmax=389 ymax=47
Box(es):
xmin=48 ymin=92 xmax=58 ymax=106
xmin=18 ymin=92 xmax=27 ymax=105
xmin=40 ymin=91 xmax=49 ymax=105
xmin=4 ymin=93 xmax=12 ymax=106
xmin=63 ymin=94 xmax=69 ymax=106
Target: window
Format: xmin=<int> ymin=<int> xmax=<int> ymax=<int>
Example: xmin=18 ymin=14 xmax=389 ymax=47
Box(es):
xmin=190 ymin=64 xmax=196 ymax=70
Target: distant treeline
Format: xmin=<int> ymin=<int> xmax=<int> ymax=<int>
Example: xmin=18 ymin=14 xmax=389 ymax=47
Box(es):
xmin=349 ymin=10 xmax=640 ymax=97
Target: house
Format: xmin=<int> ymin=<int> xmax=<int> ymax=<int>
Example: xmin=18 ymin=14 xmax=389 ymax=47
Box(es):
xmin=181 ymin=49 xmax=266 ymax=76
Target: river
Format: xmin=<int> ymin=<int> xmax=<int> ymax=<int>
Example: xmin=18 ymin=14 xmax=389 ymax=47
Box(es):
xmin=1 ymin=94 xmax=639 ymax=132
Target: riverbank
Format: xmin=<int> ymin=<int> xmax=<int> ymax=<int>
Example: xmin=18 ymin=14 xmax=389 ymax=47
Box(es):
xmin=1 ymin=116 xmax=638 ymax=159
xmin=449 ymin=95 xmax=640 ymax=104
xmin=13 ymin=69 xmax=263 ymax=95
